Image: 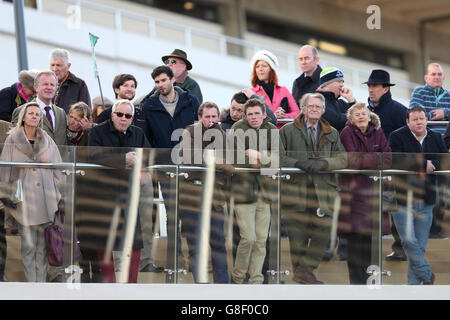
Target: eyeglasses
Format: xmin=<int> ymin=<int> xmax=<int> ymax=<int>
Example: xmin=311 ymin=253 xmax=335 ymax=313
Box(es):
xmin=114 ymin=112 xmax=133 ymax=119
xmin=164 ymin=59 xmax=184 ymax=66
xmin=306 ymin=104 xmax=323 ymax=110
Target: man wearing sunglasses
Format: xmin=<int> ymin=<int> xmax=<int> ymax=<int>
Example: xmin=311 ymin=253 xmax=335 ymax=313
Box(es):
xmin=147 ymin=49 xmax=203 ymax=104
xmin=87 ymin=99 xmax=151 ymax=283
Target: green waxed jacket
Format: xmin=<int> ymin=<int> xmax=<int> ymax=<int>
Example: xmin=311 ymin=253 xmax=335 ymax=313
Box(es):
xmin=279 ymin=114 xmax=347 ymax=216
xmin=229 ymin=117 xmax=279 ymax=204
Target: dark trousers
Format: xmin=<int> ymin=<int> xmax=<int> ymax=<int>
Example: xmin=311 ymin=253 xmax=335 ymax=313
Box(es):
xmin=179 ymin=181 xmax=229 ymax=283
xmin=345 ymin=233 xmax=372 ymax=284
xmin=79 ymin=247 xmax=102 ymax=283
xmin=285 ymin=189 xmax=331 ymax=273
xmin=180 ymin=208 xmax=229 ymax=283
xmin=0 ymin=208 xmax=6 ymax=278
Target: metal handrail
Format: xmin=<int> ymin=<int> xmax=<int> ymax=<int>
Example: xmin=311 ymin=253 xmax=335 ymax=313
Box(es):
xmin=1 ymin=161 xmax=449 ymax=175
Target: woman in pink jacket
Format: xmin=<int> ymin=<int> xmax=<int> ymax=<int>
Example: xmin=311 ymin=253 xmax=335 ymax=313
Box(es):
xmin=250 ymin=50 xmax=300 ymax=128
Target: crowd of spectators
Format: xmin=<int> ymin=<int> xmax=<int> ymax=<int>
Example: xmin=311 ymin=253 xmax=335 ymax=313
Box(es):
xmin=0 ymin=44 xmax=448 ymax=286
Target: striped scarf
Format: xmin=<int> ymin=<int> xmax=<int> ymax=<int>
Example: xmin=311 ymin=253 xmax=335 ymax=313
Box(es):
xmin=15 ymin=82 xmax=30 ymax=106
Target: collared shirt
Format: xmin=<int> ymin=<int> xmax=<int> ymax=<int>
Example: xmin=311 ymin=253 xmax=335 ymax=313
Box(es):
xmin=410 ymin=128 xmax=427 ymax=146
xmin=36 ymin=97 xmax=55 ymax=129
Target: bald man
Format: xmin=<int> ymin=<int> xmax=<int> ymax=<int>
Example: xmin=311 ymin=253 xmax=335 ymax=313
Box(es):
xmin=292 ymin=45 xmax=323 ymax=104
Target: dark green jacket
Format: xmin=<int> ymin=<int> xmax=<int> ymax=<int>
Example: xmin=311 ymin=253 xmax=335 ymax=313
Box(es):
xmin=229 ymin=117 xmax=279 ymax=203
xmin=279 ymin=114 xmax=347 ymax=216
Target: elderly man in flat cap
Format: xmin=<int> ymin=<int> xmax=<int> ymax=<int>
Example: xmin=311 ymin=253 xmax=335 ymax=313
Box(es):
xmin=148 ymin=49 xmax=203 ymax=104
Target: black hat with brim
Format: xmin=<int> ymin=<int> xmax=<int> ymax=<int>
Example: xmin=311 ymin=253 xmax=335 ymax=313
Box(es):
xmin=363 ymin=69 xmax=395 ymax=86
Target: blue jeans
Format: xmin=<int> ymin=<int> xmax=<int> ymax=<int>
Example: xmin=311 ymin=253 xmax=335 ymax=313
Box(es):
xmin=391 ymin=203 xmax=434 ymax=285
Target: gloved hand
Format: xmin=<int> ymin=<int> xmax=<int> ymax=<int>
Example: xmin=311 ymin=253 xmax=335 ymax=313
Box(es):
xmin=217 ymin=164 xmax=235 ymax=176
xmin=295 ymin=160 xmax=327 ymax=173
xmin=0 ymin=198 xmax=17 ymax=209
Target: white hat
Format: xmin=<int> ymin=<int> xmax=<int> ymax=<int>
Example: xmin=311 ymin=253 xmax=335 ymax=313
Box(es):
xmin=251 ymin=50 xmax=279 ymax=72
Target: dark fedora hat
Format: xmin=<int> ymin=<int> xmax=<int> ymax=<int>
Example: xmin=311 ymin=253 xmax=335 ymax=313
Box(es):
xmin=161 ymin=49 xmax=192 ymax=70
xmin=363 ymin=69 xmax=395 ymax=86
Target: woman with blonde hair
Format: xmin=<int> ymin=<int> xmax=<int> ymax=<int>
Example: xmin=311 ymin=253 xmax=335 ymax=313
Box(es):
xmin=250 ymin=49 xmax=300 ymax=128
xmin=0 ymin=101 xmax=64 ymax=282
xmin=66 ymin=101 xmax=92 ymax=146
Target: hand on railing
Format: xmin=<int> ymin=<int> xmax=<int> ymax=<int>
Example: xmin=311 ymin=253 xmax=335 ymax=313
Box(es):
xmin=0 ymin=197 xmax=17 ymax=209
xmin=294 ymin=160 xmax=327 ymax=173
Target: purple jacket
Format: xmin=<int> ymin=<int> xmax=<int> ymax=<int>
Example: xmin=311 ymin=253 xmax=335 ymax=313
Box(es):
xmin=338 ymin=113 xmax=392 ymax=235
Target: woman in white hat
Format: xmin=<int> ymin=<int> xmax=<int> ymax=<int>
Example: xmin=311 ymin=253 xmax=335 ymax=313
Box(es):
xmin=250 ymin=50 xmax=300 ymax=128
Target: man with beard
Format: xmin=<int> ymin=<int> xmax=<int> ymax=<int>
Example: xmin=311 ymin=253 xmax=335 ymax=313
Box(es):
xmin=142 ymin=66 xmax=199 ymax=148
xmin=141 ymin=65 xmax=200 ymax=281
xmin=147 ymin=49 xmax=203 ymax=104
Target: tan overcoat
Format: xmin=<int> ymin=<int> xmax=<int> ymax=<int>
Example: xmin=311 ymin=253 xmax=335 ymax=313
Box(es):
xmin=0 ymin=127 xmax=65 ymax=225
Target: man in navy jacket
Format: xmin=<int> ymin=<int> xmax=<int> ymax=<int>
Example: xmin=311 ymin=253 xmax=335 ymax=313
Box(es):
xmin=388 ymin=105 xmax=447 ymax=285
xmin=140 ymin=66 xmax=200 ymax=281
xmin=364 ymin=69 xmax=409 ymax=261
xmin=365 ymin=69 xmax=407 ymax=140
xmin=141 ymin=65 xmax=199 ymax=149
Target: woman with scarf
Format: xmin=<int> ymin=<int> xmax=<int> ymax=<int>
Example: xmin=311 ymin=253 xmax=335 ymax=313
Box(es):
xmin=338 ymin=102 xmax=392 ymax=284
xmin=0 ymin=69 xmax=39 ymax=122
xmin=250 ymin=50 xmax=300 ymax=128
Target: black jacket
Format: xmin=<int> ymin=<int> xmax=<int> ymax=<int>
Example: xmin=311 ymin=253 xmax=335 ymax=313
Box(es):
xmin=389 ymin=126 xmax=448 ymax=206
xmin=97 ymin=105 xmax=148 ymax=140
xmin=443 ymin=121 xmax=450 ymax=150
xmin=55 ymin=72 xmax=91 ymax=113
xmin=316 ymin=89 xmax=353 ymax=132
xmin=88 ymin=119 xmax=150 ymax=151
xmin=292 ymin=65 xmax=322 ymax=104
xmin=368 ymin=91 xmax=407 ymax=140
xmin=78 ymin=120 xmax=151 ymax=251
xmin=0 ymin=83 xmax=28 ymax=122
